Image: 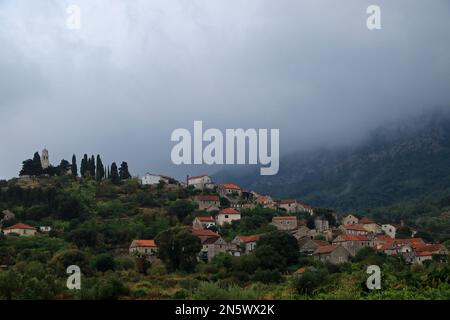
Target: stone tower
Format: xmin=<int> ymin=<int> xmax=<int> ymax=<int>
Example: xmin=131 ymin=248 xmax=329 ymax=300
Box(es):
xmin=41 ymin=148 xmax=49 ymax=169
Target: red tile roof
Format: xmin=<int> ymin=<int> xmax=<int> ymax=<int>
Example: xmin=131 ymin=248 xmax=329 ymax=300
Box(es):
xmin=192 ymin=229 xmax=220 ymax=237
xmin=4 ymin=223 xmax=36 ymax=231
xmin=221 ymin=183 xmax=241 ymax=190
xmin=375 ymin=235 xmax=393 ymax=242
xmin=343 ymin=225 xmax=368 ymax=232
xmin=313 ymin=240 xmax=329 ymax=246
xmin=314 ymin=245 xmax=338 ymax=254
xmin=196 ymin=216 xmax=215 ymax=222
xmin=131 ymin=240 xmax=156 ymax=247
xmin=220 ymin=208 xmax=240 ymax=215
xmin=359 ymin=217 xmax=375 ymax=224
xmin=238 ymin=234 xmax=262 ymax=243
xmin=416 ymin=251 xmax=433 ymax=257
xmin=413 ymin=244 xmax=445 ymax=253
xmin=336 ymin=234 xmax=369 ymax=241
xmin=255 ymin=196 xmax=272 ymax=202
xmin=196 ymin=195 xmax=219 ymax=201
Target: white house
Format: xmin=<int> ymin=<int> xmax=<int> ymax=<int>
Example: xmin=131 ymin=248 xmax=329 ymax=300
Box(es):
xmin=3 ymin=223 xmax=37 ymax=236
xmin=381 ymin=224 xmax=397 ymax=238
xmin=188 ymin=175 xmax=214 ymax=189
xmin=141 ymin=173 xmax=172 ymax=186
xmin=216 ymin=208 xmax=241 ymax=226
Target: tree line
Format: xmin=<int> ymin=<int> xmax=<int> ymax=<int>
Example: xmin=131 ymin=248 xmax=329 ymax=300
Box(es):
xmin=19 ymin=152 xmax=131 ymax=184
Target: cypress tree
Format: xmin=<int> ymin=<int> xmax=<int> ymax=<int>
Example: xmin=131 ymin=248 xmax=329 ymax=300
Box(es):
xmin=110 ymin=162 xmax=120 ymax=185
xmin=96 ymin=155 xmax=105 ymax=181
xmin=32 ymin=152 xmax=43 ymax=176
xmin=119 ymin=161 xmax=131 ymax=180
xmin=71 ymin=154 xmax=78 ymax=177
xmin=80 ymin=154 xmax=88 ymax=177
xmin=89 ymin=155 xmax=96 ymax=178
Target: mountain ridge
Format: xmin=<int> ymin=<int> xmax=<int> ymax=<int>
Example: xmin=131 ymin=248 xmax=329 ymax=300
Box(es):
xmin=213 ymin=109 xmax=450 ymax=212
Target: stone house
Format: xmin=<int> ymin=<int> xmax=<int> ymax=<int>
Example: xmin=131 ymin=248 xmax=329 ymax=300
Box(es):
xmin=359 ymin=217 xmax=381 ymax=234
xmin=188 ymin=175 xmax=214 ymax=189
xmin=218 ymin=184 xmax=242 ymax=197
xmin=271 ymin=216 xmax=298 ymax=231
xmin=381 ymin=224 xmax=398 ymax=238
xmin=192 ymin=216 xmax=216 ymax=230
xmin=255 ymin=196 xmax=275 ymax=208
xmin=199 ymin=237 xmax=228 ymax=261
xmin=298 ymin=238 xmax=329 ymax=254
xmin=191 ymin=229 xmax=221 ymax=242
xmin=340 ymin=224 xmax=369 ymax=235
xmin=314 ymin=218 xmax=329 ymax=232
xmin=129 ymin=239 xmax=158 ymax=256
xmin=195 ymin=195 xmax=220 ymax=211
xmin=230 ymin=234 xmax=262 ymax=256
xmin=216 ymin=208 xmax=241 ymax=226
xmin=313 ymin=245 xmax=351 ymax=264
xmin=333 ymin=234 xmax=374 ymax=256
xmin=341 ymin=214 xmax=359 ymax=226
xmin=278 ymin=199 xmax=301 ymax=213
xmin=291 ymin=225 xmax=311 ymax=240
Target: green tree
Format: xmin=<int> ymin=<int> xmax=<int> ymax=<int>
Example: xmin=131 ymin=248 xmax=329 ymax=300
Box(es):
xmin=256 ymin=231 xmax=299 ymax=265
xmin=155 ymin=226 xmax=201 ymax=272
xmin=110 ymin=162 xmax=120 ymax=184
xmin=96 ymin=155 xmax=105 ymax=182
xmin=71 ymin=154 xmax=78 ymax=177
xmin=168 ymin=199 xmax=197 ymax=221
xmin=89 ymin=155 xmax=96 ymax=178
xmin=57 ymin=159 xmax=70 ymax=176
xmin=92 ymin=253 xmax=116 ymax=272
xmin=19 ymin=159 xmax=34 ymax=176
xmin=32 ymin=152 xmax=43 ymax=175
xmin=80 ymin=154 xmax=88 ymax=177
xmin=119 ymin=161 xmax=131 ymax=180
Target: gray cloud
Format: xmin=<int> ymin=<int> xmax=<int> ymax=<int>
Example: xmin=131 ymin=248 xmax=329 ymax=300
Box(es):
xmin=1 ymin=0 xmax=450 ymax=179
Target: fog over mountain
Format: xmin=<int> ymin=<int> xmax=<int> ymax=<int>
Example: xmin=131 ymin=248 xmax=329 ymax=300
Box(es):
xmin=1 ymin=0 xmax=450 ymax=180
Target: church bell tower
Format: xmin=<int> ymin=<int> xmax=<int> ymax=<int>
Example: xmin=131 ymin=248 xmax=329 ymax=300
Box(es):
xmin=41 ymin=148 xmax=49 ymax=169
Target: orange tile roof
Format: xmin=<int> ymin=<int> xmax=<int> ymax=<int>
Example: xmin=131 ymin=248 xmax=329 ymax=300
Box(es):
xmin=238 ymin=234 xmax=262 ymax=243
xmin=343 ymin=225 xmax=368 ymax=232
xmin=313 ymin=240 xmax=329 ymax=246
xmin=222 ymin=183 xmax=241 ymax=190
xmin=314 ymin=244 xmax=338 ymax=254
xmin=4 ymin=223 xmax=36 ymax=231
xmin=375 ymin=235 xmax=393 ymax=242
xmin=192 ymin=229 xmax=220 ymax=237
xmin=220 ymin=208 xmax=240 ymax=215
xmin=359 ymin=217 xmax=375 ymax=224
xmin=336 ymin=234 xmax=369 ymax=241
xmin=416 ymin=251 xmax=433 ymax=257
xmin=196 ymin=216 xmax=215 ymax=222
xmin=255 ymin=196 xmax=272 ymax=202
xmin=132 ymin=240 xmax=156 ymax=247
xmin=413 ymin=244 xmax=445 ymax=253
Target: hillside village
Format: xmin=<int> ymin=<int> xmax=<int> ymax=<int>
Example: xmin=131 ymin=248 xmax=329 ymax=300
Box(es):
xmin=2 ymin=170 xmax=448 ymax=269
xmin=0 ymin=151 xmax=449 ymax=299
xmin=126 ymin=173 xmax=448 ymax=267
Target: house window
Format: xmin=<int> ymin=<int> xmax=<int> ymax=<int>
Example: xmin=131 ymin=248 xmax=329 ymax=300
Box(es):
xmin=225 ymin=215 xmax=229 ymax=218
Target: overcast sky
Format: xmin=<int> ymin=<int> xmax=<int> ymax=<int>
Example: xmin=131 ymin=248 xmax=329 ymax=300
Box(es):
xmin=1 ymin=0 xmax=450 ymax=180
